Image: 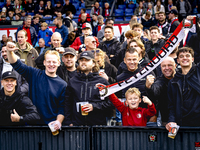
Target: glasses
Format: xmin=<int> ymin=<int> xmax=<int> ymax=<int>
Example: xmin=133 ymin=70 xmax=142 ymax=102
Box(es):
xmin=91 ymin=50 xmax=100 ymax=53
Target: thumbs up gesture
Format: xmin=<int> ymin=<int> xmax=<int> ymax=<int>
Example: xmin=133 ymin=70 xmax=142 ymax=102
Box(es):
xmin=10 ymin=109 xmax=20 ymax=122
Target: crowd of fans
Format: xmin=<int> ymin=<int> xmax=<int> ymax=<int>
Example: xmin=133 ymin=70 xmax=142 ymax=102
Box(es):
xmin=0 ymin=0 xmax=200 ymax=133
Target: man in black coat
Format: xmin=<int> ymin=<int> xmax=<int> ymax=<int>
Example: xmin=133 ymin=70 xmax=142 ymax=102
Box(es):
xmin=64 ymin=51 xmax=113 ymax=126
xmin=168 ymin=9 xmax=180 ymax=34
xmin=98 ymin=26 xmax=121 ymax=66
xmin=145 ymin=57 xmax=176 ymax=126
xmin=0 ymin=71 xmax=40 ymax=126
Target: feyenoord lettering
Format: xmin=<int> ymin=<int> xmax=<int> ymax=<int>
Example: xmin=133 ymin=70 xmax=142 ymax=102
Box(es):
xmin=99 ymin=18 xmax=196 ymax=99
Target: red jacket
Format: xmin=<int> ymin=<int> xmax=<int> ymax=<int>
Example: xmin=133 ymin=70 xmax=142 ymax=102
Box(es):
xmin=109 ymin=94 xmax=156 ymax=126
xmin=78 ymin=13 xmax=91 ymax=22
xmin=70 ymin=36 xmax=99 ymax=51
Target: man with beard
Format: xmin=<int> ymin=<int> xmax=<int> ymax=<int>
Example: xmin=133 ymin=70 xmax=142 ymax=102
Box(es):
xmin=16 ymin=17 xmax=37 ymax=46
xmin=54 ymin=17 xmax=69 ymax=47
xmin=6 ymin=42 xmax=67 ymax=127
xmin=145 ymin=57 xmax=176 ymax=126
xmin=15 ymin=30 xmax=39 ymax=68
xmin=156 ymin=12 xmax=169 ymax=36
xmin=0 ymin=45 xmax=28 ymax=94
xmin=64 ymin=51 xmax=113 ymax=126
xmin=57 ymin=47 xmax=77 ymax=83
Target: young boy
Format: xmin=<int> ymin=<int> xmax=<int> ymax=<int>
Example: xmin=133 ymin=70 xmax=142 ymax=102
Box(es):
xmin=37 ymin=22 xmax=53 ymax=47
xmin=109 ymin=87 xmax=156 ymax=126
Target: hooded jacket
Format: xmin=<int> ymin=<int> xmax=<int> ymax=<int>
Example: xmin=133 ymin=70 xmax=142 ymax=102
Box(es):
xmin=15 ymin=42 xmax=39 ymax=68
xmin=64 ymin=72 xmax=113 ymax=126
xmin=0 ymin=85 xmax=40 ymax=126
xmin=168 ymin=64 xmax=200 ymax=126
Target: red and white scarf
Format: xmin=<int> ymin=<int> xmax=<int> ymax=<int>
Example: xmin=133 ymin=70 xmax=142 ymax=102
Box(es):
xmin=98 ymin=17 xmax=197 ymax=99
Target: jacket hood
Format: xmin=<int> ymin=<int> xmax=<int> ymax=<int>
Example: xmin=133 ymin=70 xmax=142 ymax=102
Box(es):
xmin=17 ymin=42 xmax=33 ymax=52
xmin=142 ymin=14 xmax=152 ymax=21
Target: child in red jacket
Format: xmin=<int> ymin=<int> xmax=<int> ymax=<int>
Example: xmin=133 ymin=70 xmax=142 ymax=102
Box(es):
xmin=109 ymin=87 xmax=156 ymax=126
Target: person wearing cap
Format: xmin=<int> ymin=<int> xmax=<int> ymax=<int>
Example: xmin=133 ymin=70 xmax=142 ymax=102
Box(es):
xmin=54 ymin=17 xmax=69 ymax=47
xmin=98 ymin=25 xmax=121 ymax=66
xmin=0 ymin=71 xmax=40 ymax=126
xmin=70 ymin=22 xmax=99 ymax=52
xmin=0 ymin=15 xmax=11 ymax=25
xmin=37 ymin=22 xmax=53 ymax=47
xmin=57 ymin=47 xmax=77 ymax=83
xmin=64 ymin=51 xmax=113 ymax=126
xmin=77 ymin=13 xmax=89 ymax=36
xmin=168 ymin=9 xmax=180 ymax=34
xmin=0 ymin=44 xmax=29 ymax=94
xmin=6 ymin=42 xmax=67 ymax=127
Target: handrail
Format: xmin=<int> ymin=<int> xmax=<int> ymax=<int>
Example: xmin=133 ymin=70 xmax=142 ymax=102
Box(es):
xmin=109 ymin=0 xmax=117 ymax=17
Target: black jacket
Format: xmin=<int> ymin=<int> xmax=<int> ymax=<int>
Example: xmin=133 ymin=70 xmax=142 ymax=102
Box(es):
xmin=64 ymin=72 xmax=113 ymax=126
xmin=98 ymin=38 xmax=121 ymax=66
xmin=57 ymin=65 xmax=77 ymax=83
xmin=145 ymin=74 xmax=170 ymax=122
xmin=176 ymin=0 xmax=192 ymax=15
xmin=0 ymin=85 xmax=40 ymax=126
xmin=156 ymin=21 xmax=169 ymax=36
xmin=169 ymin=19 xmax=180 ymax=33
xmin=168 ymin=64 xmax=200 ymax=126
xmin=62 ymin=3 xmax=76 ymax=15
xmin=0 ymin=58 xmax=29 ymax=94
xmin=101 ymin=61 xmax=118 ymax=84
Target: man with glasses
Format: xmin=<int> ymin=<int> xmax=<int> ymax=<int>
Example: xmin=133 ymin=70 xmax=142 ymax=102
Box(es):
xmin=97 ymin=18 xmax=114 ymax=42
xmin=98 ymin=26 xmax=121 ymax=66
xmin=70 ymin=23 xmax=99 ymax=53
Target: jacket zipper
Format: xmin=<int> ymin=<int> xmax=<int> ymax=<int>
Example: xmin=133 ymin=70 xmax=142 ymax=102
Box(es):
xmin=84 ymin=78 xmax=88 ymax=125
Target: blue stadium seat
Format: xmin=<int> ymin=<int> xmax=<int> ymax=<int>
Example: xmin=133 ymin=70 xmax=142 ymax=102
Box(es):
xmin=73 ymin=18 xmax=78 ymax=23
xmin=73 ymin=3 xmax=79 ymax=10
xmin=81 ymin=2 xmax=85 ymax=8
xmin=128 ymin=4 xmax=136 ymax=12
xmin=115 ymin=9 xmax=124 ymax=20
xmin=43 ymin=16 xmax=52 ymax=24
xmin=115 ymin=18 xmax=124 ymax=21
xmin=125 ymin=8 xmax=133 ymax=14
xmin=28 ymin=12 xmax=34 ymax=16
xmin=75 ymin=10 xmax=81 ymax=16
xmin=118 ymin=5 xmax=126 ymax=11
xmin=0 ymin=2 xmax=4 ymax=9
xmin=86 ymin=9 xmax=91 ymax=14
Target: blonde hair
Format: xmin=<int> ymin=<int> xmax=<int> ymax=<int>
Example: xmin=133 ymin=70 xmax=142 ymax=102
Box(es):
xmin=94 ymin=48 xmax=106 ymax=68
xmin=41 ymin=22 xmax=48 ymax=27
xmin=125 ymin=30 xmax=139 ymax=38
xmin=125 ymin=87 xmax=141 ymax=98
xmin=44 ymin=50 xmax=60 ymax=61
xmin=128 ymin=39 xmax=145 ymax=58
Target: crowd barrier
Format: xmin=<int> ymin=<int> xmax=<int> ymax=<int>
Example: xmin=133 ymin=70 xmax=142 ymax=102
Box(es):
xmin=1 ymin=126 xmax=200 ymax=150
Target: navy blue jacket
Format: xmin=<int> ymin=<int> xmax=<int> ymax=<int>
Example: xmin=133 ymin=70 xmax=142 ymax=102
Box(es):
xmin=55 ymin=25 xmax=69 ymax=47
xmin=64 ymin=72 xmax=113 ymax=126
xmin=168 ymin=64 xmax=200 ymax=126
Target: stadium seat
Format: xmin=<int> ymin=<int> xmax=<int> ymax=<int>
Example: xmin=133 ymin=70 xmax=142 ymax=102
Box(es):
xmin=75 ymin=10 xmax=81 ymax=16
xmin=81 ymin=2 xmax=85 ymax=8
xmin=73 ymin=3 xmax=79 ymax=10
xmin=115 ymin=18 xmax=124 ymax=21
xmin=0 ymin=2 xmax=4 ymax=9
xmin=125 ymin=8 xmax=133 ymax=14
xmin=115 ymin=9 xmax=124 ymax=20
xmin=128 ymin=4 xmax=136 ymax=11
xmin=118 ymin=5 xmax=126 ymax=11
xmin=86 ymin=9 xmax=91 ymax=14
xmin=28 ymin=12 xmax=34 ymax=16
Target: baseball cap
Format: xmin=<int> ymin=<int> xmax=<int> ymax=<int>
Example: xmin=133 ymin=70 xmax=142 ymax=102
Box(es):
xmin=63 ymin=47 xmax=76 ymax=56
xmin=79 ymin=51 xmax=94 ymax=60
xmin=169 ymin=9 xmax=178 ymax=15
xmin=2 ymin=71 xmax=17 ymax=80
xmin=2 ymin=7 xmax=6 ymax=13
xmin=82 ymin=23 xmax=92 ymax=30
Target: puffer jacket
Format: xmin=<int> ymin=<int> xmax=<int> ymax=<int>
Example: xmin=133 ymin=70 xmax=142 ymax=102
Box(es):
xmin=64 ymin=72 xmax=113 ymax=126
xmin=0 ymin=85 xmax=40 ymax=126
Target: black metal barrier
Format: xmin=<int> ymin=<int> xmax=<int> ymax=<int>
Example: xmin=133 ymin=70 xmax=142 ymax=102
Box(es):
xmin=1 ymin=126 xmax=200 ymax=150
